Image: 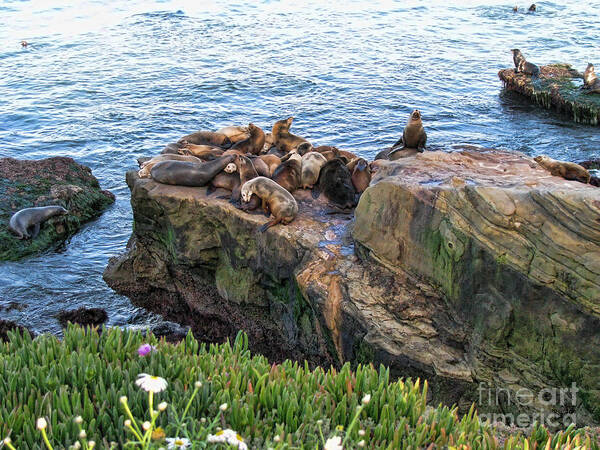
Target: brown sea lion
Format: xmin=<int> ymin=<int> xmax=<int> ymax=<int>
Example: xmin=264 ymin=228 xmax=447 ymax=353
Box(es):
xmin=272 ymin=117 xmax=310 ymax=153
xmin=246 ymin=155 xmax=271 ymax=177
xmin=301 ymin=152 xmax=327 ymax=189
xmin=534 ymin=155 xmax=591 ymax=184
xmin=178 ymin=130 xmax=231 ymax=148
xmin=150 ymin=155 xmax=236 ymax=187
xmin=389 ymin=148 xmax=420 ymax=161
xmin=261 ymin=132 xmax=275 ymax=153
xmin=583 ymin=63 xmax=600 ymax=94
xmin=312 ymin=158 xmax=357 ymax=209
xmin=216 ymin=125 xmax=249 ymax=143
xmin=338 ymin=150 xmax=358 ymax=161
xmin=240 ymin=177 xmax=298 ymax=232
xmin=138 ymin=154 xmax=202 ymax=178
xmin=179 ymin=143 xmax=224 ymax=160
xmin=208 ymin=154 xmax=260 ymax=203
xmin=389 ymin=110 xmax=427 ymax=158
xmin=9 ymin=206 xmax=69 ymax=239
xmin=296 ymin=142 xmax=313 ymax=156
xmin=161 ymin=142 xmax=183 ymax=154
xmin=347 ymin=157 xmax=371 ymax=193
xmin=257 ymin=154 xmax=282 ymax=176
xmin=272 ymin=152 xmax=302 ymax=193
xmin=222 ymin=149 xmax=245 ymax=157
xmin=229 ymin=123 xmax=266 ymax=155
xmin=511 ymin=49 xmax=540 ymax=77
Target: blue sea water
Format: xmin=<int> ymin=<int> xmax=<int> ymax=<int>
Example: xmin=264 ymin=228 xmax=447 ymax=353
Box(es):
xmin=0 ymin=0 xmax=598 ymax=334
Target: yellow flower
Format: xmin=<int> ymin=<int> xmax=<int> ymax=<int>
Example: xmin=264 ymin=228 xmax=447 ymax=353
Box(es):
xmin=152 ymin=427 xmax=166 ymax=440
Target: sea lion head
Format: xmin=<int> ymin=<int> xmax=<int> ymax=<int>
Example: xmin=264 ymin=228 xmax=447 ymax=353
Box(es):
xmin=533 ymin=155 xmax=548 ymax=164
xmin=511 ymin=49 xmax=521 ymax=55
xmin=286 ymin=117 xmax=294 ymax=128
xmin=528 ymin=3 xmax=536 ymax=11
xmin=410 ymin=110 xmax=422 ymax=121
xmin=241 ymin=181 xmax=253 ymax=203
xmin=296 ymin=142 xmax=313 ymax=155
xmin=586 ymin=63 xmax=595 ymax=73
xmin=356 ymin=158 xmax=368 ymax=171
xmin=224 ymin=163 xmax=237 ymax=173
xmin=248 ymin=123 xmax=259 ymax=133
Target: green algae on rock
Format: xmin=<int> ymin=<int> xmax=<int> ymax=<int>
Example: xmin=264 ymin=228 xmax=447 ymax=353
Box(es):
xmin=499 ymin=64 xmax=600 ymax=125
xmin=0 ymin=157 xmax=115 ymax=261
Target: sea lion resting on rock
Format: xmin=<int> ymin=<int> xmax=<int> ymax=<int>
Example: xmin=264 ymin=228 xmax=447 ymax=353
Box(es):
xmin=272 ymin=117 xmax=310 ymax=153
xmin=150 ymin=155 xmax=236 ymax=187
xmin=301 ymin=152 xmax=327 ymax=189
xmin=138 ymin=154 xmax=203 ymax=178
xmin=583 ymin=63 xmax=600 ymax=94
xmin=534 ymin=155 xmax=591 ymax=184
xmin=9 ymin=206 xmax=68 ymax=240
xmin=216 ymin=125 xmax=249 ymax=143
xmin=388 ymin=109 xmax=427 ymax=158
xmin=208 ymin=154 xmax=260 ymax=206
xmin=272 ymin=152 xmax=302 ymax=193
xmin=347 ymin=157 xmax=371 ymax=193
xmin=257 ymin=154 xmax=282 ymax=176
xmin=312 ymin=158 xmax=357 ymax=209
xmin=178 ymin=130 xmax=231 ymax=148
xmin=511 ymin=49 xmax=540 ymax=77
xmin=180 ymin=143 xmax=224 ymax=160
xmin=229 ymin=123 xmax=266 ymax=155
xmin=241 ymin=177 xmax=298 ymax=232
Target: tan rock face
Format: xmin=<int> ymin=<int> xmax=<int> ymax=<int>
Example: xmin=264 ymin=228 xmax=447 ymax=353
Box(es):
xmin=105 ymin=149 xmax=600 ymax=424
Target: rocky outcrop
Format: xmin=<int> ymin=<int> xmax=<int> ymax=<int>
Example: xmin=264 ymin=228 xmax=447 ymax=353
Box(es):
xmin=104 ymin=149 xmax=600 ymax=425
xmin=1 ymin=157 xmax=115 ymax=261
xmin=499 ymin=64 xmax=600 ymax=125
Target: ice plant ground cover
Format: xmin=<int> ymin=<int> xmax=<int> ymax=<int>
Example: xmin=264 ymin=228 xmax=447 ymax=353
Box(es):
xmin=0 ymin=326 xmax=598 ymax=449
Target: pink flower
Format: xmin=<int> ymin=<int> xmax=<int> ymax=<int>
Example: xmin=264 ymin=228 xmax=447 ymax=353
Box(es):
xmin=137 ymin=344 xmax=156 ymax=356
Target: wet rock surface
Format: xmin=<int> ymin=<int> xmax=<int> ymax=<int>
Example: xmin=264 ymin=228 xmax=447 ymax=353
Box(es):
xmin=105 ymin=148 xmax=600 ymax=425
xmin=56 ymin=307 xmax=108 ymax=328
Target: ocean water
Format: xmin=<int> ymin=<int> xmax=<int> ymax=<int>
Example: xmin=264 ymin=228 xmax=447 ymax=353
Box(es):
xmin=0 ymin=0 xmax=599 ymax=334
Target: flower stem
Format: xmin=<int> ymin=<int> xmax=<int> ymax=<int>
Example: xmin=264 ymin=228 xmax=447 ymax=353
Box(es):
xmin=40 ymin=428 xmax=53 ymax=450
xmin=341 ymin=405 xmax=364 ymax=447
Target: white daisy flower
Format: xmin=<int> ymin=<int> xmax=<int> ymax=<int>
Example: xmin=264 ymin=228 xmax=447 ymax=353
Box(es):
xmin=135 ymin=373 xmax=168 ymax=393
xmin=36 ymin=418 xmax=47 ymax=430
xmin=207 ymin=429 xmax=247 ymax=449
xmin=324 ymin=436 xmax=343 ymax=450
xmin=361 ymin=394 xmax=371 ymax=405
xmin=165 ymin=437 xmax=191 ymax=449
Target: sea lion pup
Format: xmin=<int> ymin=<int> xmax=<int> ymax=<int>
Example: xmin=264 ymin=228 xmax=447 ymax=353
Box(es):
xmin=347 ymin=157 xmax=372 ymax=193
xmin=229 ymin=123 xmax=266 ymax=155
xmin=9 ymin=206 xmax=68 ymax=240
xmin=389 ymin=109 xmax=427 ymax=157
xmin=177 ymin=130 xmax=231 ymax=148
xmin=301 ymin=152 xmax=328 ymax=189
xmin=138 ymin=154 xmax=202 ymax=178
xmin=240 ymin=177 xmax=298 ymax=232
xmin=208 ymin=154 xmax=259 ymax=203
xmin=257 ymin=154 xmax=282 ymax=176
xmin=272 ymin=152 xmax=302 ymax=192
xmin=150 ymin=154 xmax=236 ymax=187
xmin=272 ymin=117 xmax=310 ymax=153
xmin=511 ymin=49 xmax=540 ymax=77
xmin=582 ymin=63 xmax=600 ymax=94
xmin=216 ymin=125 xmax=249 ymax=143
xmin=534 ymin=155 xmax=591 ymax=184
xmin=312 ymin=158 xmax=357 ymax=209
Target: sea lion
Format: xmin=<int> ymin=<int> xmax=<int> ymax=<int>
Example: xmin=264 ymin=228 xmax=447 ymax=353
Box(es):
xmin=21 ymin=40 xmax=28 ymax=47
xmin=261 ymin=132 xmax=275 ymax=153
xmin=138 ymin=154 xmax=202 ymax=178
xmin=150 ymin=155 xmax=236 ymax=187
xmin=511 ymin=49 xmax=540 ymax=77
xmin=513 ymin=6 xmax=518 ymax=12
xmin=272 ymin=117 xmax=310 ymax=153
xmin=216 ymin=125 xmax=249 ymax=143
xmin=257 ymin=154 xmax=282 ymax=176
xmin=296 ymin=142 xmax=314 ymax=156
xmin=389 ymin=110 xmax=427 ymax=157
xmin=312 ymin=158 xmax=357 ymax=209
xmin=247 ymin=155 xmax=271 ymax=177
xmin=534 ymin=155 xmax=591 ymax=184
xmin=528 ymin=3 xmax=536 ymax=12
xmin=161 ymin=142 xmax=183 ymax=154
xmin=272 ymin=153 xmax=302 ymax=192
xmin=9 ymin=206 xmax=68 ymax=240
xmin=229 ymin=123 xmax=266 ymax=155
xmin=178 ymin=130 xmax=231 ymax=148
xmin=338 ymin=150 xmax=358 ymax=161
xmin=582 ymin=63 xmax=600 ymax=94
xmin=209 ymin=154 xmax=259 ymax=202
xmin=301 ymin=152 xmax=328 ymax=189
xmin=240 ymin=177 xmax=298 ymax=232
xmin=179 ymin=143 xmax=224 ymax=160
xmin=389 ymin=148 xmax=420 ymax=161
xmin=347 ymin=158 xmax=371 ymax=193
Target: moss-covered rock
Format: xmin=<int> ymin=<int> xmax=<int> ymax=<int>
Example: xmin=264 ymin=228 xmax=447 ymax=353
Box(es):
xmin=0 ymin=157 xmax=114 ymax=261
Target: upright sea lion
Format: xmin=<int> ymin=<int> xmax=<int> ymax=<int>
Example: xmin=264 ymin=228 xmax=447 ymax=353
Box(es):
xmin=9 ymin=206 xmax=68 ymax=240
xmin=582 ymin=63 xmax=600 ymax=94
xmin=257 ymin=154 xmax=282 ymax=176
xmin=272 ymin=152 xmax=302 ymax=192
xmin=389 ymin=110 xmax=427 ymax=157
xmin=312 ymin=158 xmax=357 ymax=209
xmin=216 ymin=125 xmax=249 ymax=143
xmin=138 ymin=154 xmax=202 ymax=178
xmin=272 ymin=117 xmax=310 ymax=153
xmin=150 ymin=155 xmax=236 ymax=187
xmin=301 ymin=152 xmax=327 ymax=189
xmin=534 ymin=155 xmax=591 ymax=184
xmin=178 ymin=130 xmax=231 ymax=148
xmin=347 ymin=158 xmax=371 ymax=193
xmin=240 ymin=177 xmax=298 ymax=232
xmin=229 ymin=123 xmax=266 ymax=155
xmin=511 ymin=49 xmax=540 ymax=77
xmin=513 ymin=6 xmax=518 ymax=12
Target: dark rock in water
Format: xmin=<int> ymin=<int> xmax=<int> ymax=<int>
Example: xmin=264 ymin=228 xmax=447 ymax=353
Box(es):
xmin=0 ymin=320 xmax=35 ymax=341
xmin=0 ymin=301 xmax=28 ymax=312
xmin=57 ymin=307 xmax=108 ymax=328
xmin=578 ymin=159 xmax=600 ymax=170
xmin=0 ymin=157 xmax=115 ymax=261
xmin=147 ymin=322 xmax=191 ymax=343
xmin=591 ymin=176 xmax=600 ymax=187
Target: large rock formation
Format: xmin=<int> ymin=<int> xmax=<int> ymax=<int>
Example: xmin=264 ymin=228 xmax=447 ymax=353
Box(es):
xmin=104 ymin=149 xmax=600 ymax=425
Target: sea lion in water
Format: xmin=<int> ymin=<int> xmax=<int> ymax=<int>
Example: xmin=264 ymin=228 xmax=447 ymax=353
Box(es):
xmin=301 ymin=152 xmax=327 ymax=189
xmin=389 ymin=110 xmax=427 ymax=157
xmin=138 ymin=154 xmax=202 ymax=178
xmin=347 ymin=157 xmax=371 ymax=193
xmin=534 ymin=155 xmax=591 ymax=184
xmin=240 ymin=177 xmax=298 ymax=232
xmin=528 ymin=3 xmax=536 ymax=12
xmin=229 ymin=123 xmax=266 ymax=155
xmin=582 ymin=63 xmax=600 ymax=94
xmin=312 ymin=158 xmax=357 ymax=209
xmin=216 ymin=125 xmax=249 ymax=143
xmin=178 ymin=130 xmax=231 ymax=148
xmin=150 ymin=155 xmax=236 ymax=187
xmin=272 ymin=153 xmax=302 ymax=193
xmin=272 ymin=117 xmax=310 ymax=153
xmin=511 ymin=49 xmax=540 ymax=77
xmin=9 ymin=206 xmax=68 ymax=240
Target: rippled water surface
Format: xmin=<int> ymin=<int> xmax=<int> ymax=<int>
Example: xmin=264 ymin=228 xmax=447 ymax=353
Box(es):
xmin=1 ymin=0 xmax=599 ymax=334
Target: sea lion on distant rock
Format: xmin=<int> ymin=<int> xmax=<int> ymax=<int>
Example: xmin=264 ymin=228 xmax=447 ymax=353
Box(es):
xmin=150 ymin=155 xmax=236 ymax=187
xmin=216 ymin=125 xmax=249 ymax=143
xmin=241 ymin=177 xmax=298 ymax=232
xmin=534 ymin=155 xmax=591 ymax=184
xmin=272 ymin=152 xmax=302 ymax=192
xmin=272 ymin=117 xmax=310 ymax=153
xmin=257 ymin=154 xmax=282 ymax=176
xmin=178 ymin=130 xmax=231 ymax=148
xmin=511 ymin=49 xmax=540 ymax=77
xmin=9 ymin=206 xmax=68 ymax=240
xmin=347 ymin=158 xmax=371 ymax=193
xmin=389 ymin=110 xmax=427 ymax=158
xmin=301 ymin=152 xmax=327 ymax=189
xmin=582 ymin=63 xmax=600 ymax=94
xmin=138 ymin=154 xmax=202 ymax=178
xmin=229 ymin=123 xmax=266 ymax=155
xmin=312 ymin=158 xmax=357 ymax=209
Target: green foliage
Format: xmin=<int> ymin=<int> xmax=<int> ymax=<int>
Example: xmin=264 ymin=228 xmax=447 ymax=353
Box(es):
xmin=0 ymin=326 xmax=598 ymax=449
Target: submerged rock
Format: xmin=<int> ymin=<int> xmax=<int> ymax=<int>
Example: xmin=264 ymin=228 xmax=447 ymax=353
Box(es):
xmin=105 ymin=148 xmax=600 ymax=425
xmin=0 ymin=157 xmax=115 ymax=261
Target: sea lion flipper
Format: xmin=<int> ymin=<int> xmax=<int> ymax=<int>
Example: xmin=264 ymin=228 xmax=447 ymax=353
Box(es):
xmin=206 ymin=184 xmax=216 ymax=196
xmin=392 ymin=136 xmax=403 ymax=148
xmin=259 ymin=218 xmax=282 ymax=233
xmin=30 ymin=223 xmax=41 ymax=239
